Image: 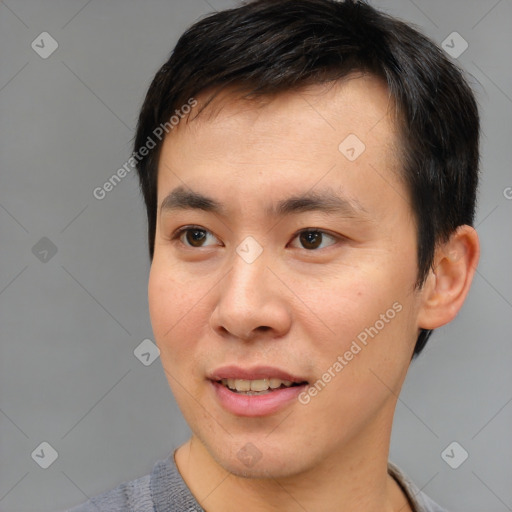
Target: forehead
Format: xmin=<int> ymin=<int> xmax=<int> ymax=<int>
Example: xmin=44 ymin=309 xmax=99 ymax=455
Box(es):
xmin=156 ymin=75 xmax=405 ymax=216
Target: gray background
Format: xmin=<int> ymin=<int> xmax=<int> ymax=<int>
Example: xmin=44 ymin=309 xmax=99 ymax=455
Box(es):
xmin=1 ymin=0 xmax=511 ymax=511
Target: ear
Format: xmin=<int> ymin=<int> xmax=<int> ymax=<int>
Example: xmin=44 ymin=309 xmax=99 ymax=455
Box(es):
xmin=417 ymin=225 xmax=480 ymax=330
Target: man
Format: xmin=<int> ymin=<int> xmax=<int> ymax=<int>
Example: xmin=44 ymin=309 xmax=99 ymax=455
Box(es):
xmin=69 ymin=0 xmax=480 ymax=510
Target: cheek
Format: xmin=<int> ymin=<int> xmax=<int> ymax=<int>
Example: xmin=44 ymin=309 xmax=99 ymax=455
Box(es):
xmin=303 ymin=259 xmax=409 ymax=337
xmin=304 ymin=302 xmax=416 ymax=432
xmin=148 ymin=263 xmax=176 ymax=339
xmin=148 ymin=262 xmax=214 ymax=420
xmin=148 ymin=262 xmax=205 ymax=359
xmin=301 ymin=255 xmax=418 ymax=392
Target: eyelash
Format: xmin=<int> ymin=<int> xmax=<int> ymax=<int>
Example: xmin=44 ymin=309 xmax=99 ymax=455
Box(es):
xmin=170 ymin=225 xmax=341 ymax=251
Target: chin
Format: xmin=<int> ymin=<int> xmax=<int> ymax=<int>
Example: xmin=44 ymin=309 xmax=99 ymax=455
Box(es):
xmin=205 ymin=437 xmax=312 ymax=480
xmin=218 ymin=456 xmax=301 ymax=480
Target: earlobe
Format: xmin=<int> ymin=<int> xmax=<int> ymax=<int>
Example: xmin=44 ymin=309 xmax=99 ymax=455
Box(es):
xmin=417 ymin=225 xmax=480 ymax=330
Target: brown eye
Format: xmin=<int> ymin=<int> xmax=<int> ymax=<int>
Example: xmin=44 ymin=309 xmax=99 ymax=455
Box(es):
xmin=290 ymin=230 xmax=338 ymax=250
xmin=185 ymin=229 xmax=207 ymax=247
xmin=300 ymin=231 xmax=322 ymax=249
xmin=173 ymin=226 xmax=220 ymax=248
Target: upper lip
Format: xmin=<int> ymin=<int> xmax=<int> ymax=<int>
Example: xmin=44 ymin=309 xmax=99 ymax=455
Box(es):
xmin=208 ymin=365 xmax=308 ymax=383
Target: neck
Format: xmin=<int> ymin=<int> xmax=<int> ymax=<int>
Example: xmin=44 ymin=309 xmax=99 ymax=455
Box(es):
xmin=174 ymin=411 xmax=412 ymax=512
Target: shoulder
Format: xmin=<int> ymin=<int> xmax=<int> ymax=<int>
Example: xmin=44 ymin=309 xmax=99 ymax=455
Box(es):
xmin=388 ymin=461 xmax=450 ymax=512
xmin=65 ymin=473 xmax=153 ymax=512
xmin=64 ymin=452 xmax=204 ymax=512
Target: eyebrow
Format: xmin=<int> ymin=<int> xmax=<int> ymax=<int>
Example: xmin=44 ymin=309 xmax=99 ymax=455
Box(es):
xmin=160 ymin=185 xmax=369 ymax=219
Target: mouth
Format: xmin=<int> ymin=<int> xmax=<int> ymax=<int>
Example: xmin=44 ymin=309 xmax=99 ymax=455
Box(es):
xmin=208 ymin=366 xmax=309 ymax=416
xmin=215 ymin=378 xmax=308 ymax=395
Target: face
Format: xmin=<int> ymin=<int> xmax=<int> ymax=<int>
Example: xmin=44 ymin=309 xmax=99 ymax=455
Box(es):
xmin=148 ymin=75 xmax=425 ymax=479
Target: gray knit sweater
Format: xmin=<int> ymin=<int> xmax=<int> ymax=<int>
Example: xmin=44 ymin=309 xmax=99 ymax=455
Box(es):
xmin=66 ymin=454 xmax=448 ymax=511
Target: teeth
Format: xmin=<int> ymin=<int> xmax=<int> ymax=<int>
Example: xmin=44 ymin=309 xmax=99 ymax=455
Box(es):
xmin=220 ymin=378 xmax=296 ymax=392
xmin=235 ymin=379 xmax=251 ymax=391
xmin=269 ymin=378 xmax=282 ymax=389
xmin=249 ymin=379 xmax=269 ymax=391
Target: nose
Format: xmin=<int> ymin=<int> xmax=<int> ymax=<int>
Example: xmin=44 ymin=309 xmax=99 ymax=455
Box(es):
xmin=209 ymin=251 xmax=292 ymax=341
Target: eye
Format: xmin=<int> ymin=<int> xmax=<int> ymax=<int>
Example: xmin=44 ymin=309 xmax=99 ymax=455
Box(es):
xmin=172 ymin=226 xmax=220 ymax=248
xmin=289 ymin=229 xmax=338 ymax=250
xmin=171 ymin=226 xmax=339 ymax=251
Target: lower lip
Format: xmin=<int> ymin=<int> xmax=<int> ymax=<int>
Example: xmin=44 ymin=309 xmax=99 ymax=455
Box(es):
xmin=210 ymin=380 xmax=307 ymax=417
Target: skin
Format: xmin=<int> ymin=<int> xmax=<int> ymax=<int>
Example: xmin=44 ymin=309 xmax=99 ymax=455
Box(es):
xmin=148 ymin=75 xmax=479 ymax=512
